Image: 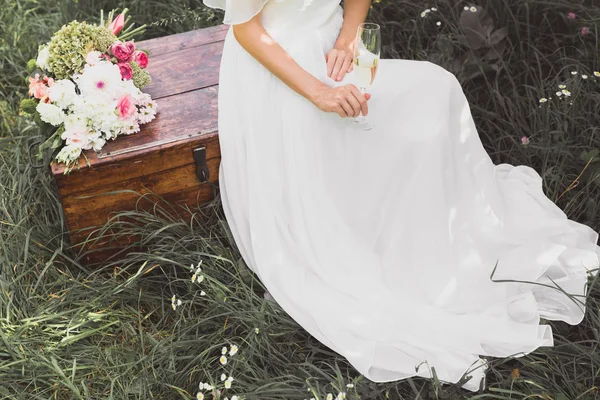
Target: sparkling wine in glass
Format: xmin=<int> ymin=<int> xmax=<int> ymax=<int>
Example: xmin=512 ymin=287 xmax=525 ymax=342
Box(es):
xmin=353 ymin=22 xmax=380 ymax=131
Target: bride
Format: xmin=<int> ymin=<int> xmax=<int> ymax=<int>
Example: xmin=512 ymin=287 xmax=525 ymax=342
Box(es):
xmin=203 ymin=0 xmax=600 ymax=392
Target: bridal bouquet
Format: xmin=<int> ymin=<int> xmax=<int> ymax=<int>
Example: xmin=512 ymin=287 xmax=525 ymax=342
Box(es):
xmin=20 ymin=9 xmax=158 ymax=174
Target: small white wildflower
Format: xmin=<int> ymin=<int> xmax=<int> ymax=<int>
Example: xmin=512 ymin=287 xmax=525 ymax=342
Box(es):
xmin=227 ymin=376 xmax=234 ymax=382
xmin=196 ymin=392 xmax=204 ymax=400
xmin=539 ymin=97 xmax=548 ymax=103
xmin=171 ymin=295 xmax=182 ymax=310
xmin=200 ymin=290 xmax=206 ymax=296
xmin=336 ymin=392 xmax=347 ymax=400
xmin=229 ymin=345 xmax=239 ymax=356
xmin=558 ymin=84 xmax=566 ymax=89
xmin=231 ymin=396 xmax=239 ymax=400
xmin=436 ymin=21 xmax=442 ymax=26
xmin=346 ymin=383 xmax=354 ymax=388
xmin=191 ymin=273 xmax=197 ymax=283
xmin=556 ymin=91 xmax=563 ymax=97
xmin=220 ymin=355 xmax=228 ymax=365
xmin=254 ymin=327 xmax=260 ymax=334
xmin=420 ymin=11 xmax=427 ymax=17
xmin=225 ymin=380 xmax=232 ymax=389
xmin=594 ymin=71 xmax=600 ymax=77
xmin=562 ymin=89 xmax=572 ymax=96
xmin=582 ymin=74 xmax=588 ymax=79
xmin=470 ymin=6 xmax=477 ymax=12
xmin=431 ymin=7 xmax=437 ymax=11
xmin=221 ymin=373 xmax=227 ymax=381
xmin=571 ymin=71 xmax=578 ymax=75
xmin=464 ymin=6 xmax=469 ymax=10
xmin=327 ymin=394 xmax=334 ymax=400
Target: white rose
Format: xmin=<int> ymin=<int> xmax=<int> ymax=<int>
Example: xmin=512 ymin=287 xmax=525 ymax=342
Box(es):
xmin=36 ymin=44 xmax=51 ymax=70
xmin=55 ymin=143 xmax=82 ymax=164
xmin=85 ymin=51 xmax=103 ymax=66
xmin=36 ymin=102 xmax=65 ymax=126
xmin=48 ymin=79 xmax=77 ymax=109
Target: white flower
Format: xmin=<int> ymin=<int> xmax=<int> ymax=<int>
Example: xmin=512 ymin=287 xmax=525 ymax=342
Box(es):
xmin=222 ymin=346 xmax=228 ymax=355
xmin=346 ymin=383 xmax=354 ymax=388
xmin=539 ymin=97 xmax=548 ymax=103
xmin=431 ymin=7 xmax=437 ymax=11
xmin=85 ymin=51 xmax=103 ymax=66
xmin=229 ymin=345 xmax=239 ymax=356
xmin=470 ymin=6 xmax=477 ymax=12
xmin=464 ymin=6 xmax=469 ymax=10
xmin=555 ymin=91 xmax=563 ymax=97
xmin=436 ymin=21 xmax=442 ymax=26
xmin=171 ymin=294 xmax=182 ymax=310
xmin=36 ymin=102 xmax=65 ymax=126
xmin=558 ymin=84 xmax=566 ymax=89
xmin=76 ymin=61 xmax=123 ymax=100
xmin=571 ymin=71 xmax=578 ymax=75
xmin=36 ymin=44 xmax=51 ymax=70
xmin=55 ymin=143 xmax=82 ymax=164
xmin=48 ymin=79 xmax=77 ymax=109
xmin=327 ymin=394 xmax=333 ymax=400
xmin=196 ymin=275 xmax=205 ymax=283
xmin=595 ymin=71 xmax=600 ymax=77
xmin=231 ymin=396 xmax=238 ymax=400
xmin=582 ymin=74 xmax=588 ymax=79
xmin=196 ymin=392 xmax=204 ymax=400
xmin=420 ymin=11 xmax=427 ymax=18
xmin=221 ymin=373 xmax=227 ymax=381
xmin=61 ymin=120 xmax=92 ymax=150
xmin=224 ymin=380 xmax=232 ymax=389
xmin=255 ymin=327 xmax=259 ymax=334
xmin=227 ymin=376 xmax=234 ymax=382
xmin=562 ymin=89 xmax=571 ymax=96
xmin=336 ymin=392 xmax=347 ymax=400
xmin=200 ymin=290 xmax=206 ymax=296
xmin=220 ymin=355 xmax=228 ymax=365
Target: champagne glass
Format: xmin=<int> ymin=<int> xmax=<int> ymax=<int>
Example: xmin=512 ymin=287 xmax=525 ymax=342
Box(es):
xmin=352 ymin=22 xmax=380 ymax=131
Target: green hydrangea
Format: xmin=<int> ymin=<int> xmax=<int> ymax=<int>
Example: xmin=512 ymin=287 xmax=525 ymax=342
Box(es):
xmin=26 ymin=59 xmax=37 ymax=73
xmin=20 ymin=98 xmax=37 ymax=114
xmin=95 ymin=26 xmax=117 ymax=53
xmin=47 ymin=21 xmax=117 ymax=79
xmin=131 ymin=61 xmax=151 ymax=89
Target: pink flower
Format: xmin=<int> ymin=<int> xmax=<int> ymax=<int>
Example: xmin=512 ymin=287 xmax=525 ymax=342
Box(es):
xmin=521 ymin=136 xmax=530 ymax=145
xmin=132 ymin=50 xmax=148 ymax=69
xmin=109 ymin=13 xmax=125 ymax=35
xmin=28 ymin=74 xmax=54 ymax=99
xmin=567 ymin=12 xmax=576 ymax=20
xmin=110 ymin=40 xmax=135 ymax=62
xmin=118 ymin=62 xmax=133 ymax=80
xmin=116 ymin=94 xmax=136 ymax=119
xmin=581 ymin=27 xmax=590 ymax=36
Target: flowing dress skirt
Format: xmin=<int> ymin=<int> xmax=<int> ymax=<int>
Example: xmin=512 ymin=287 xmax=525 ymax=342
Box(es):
xmin=215 ymin=5 xmax=600 ymax=392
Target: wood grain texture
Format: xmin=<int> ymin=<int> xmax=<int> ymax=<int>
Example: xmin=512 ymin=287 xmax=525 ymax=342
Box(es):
xmin=49 ymin=26 xmax=228 ymax=264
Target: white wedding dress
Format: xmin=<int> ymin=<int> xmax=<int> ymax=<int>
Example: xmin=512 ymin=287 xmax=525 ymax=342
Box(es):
xmin=203 ymin=0 xmax=600 ymax=392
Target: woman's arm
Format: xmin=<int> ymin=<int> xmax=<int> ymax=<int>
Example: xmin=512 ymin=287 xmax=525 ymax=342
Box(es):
xmin=327 ymin=0 xmax=371 ymax=81
xmin=232 ymin=13 xmax=369 ymax=118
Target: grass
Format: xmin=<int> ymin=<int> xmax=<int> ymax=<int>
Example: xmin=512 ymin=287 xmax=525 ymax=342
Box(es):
xmin=1 ymin=0 xmax=600 ymax=398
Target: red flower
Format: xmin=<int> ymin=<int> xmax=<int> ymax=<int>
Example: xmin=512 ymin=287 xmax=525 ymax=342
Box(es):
xmin=133 ymin=50 xmax=149 ymax=69
xmin=118 ymin=62 xmax=133 ymax=80
xmin=111 ymin=40 xmax=135 ymax=62
xmin=109 ymin=13 xmax=125 ymax=35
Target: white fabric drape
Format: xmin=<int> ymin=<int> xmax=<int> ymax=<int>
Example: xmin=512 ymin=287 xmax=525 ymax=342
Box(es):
xmin=203 ymin=0 xmax=269 ymax=25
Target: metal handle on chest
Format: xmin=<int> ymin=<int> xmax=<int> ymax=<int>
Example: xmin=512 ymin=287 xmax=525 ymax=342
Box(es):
xmin=193 ymin=146 xmax=209 ymax=183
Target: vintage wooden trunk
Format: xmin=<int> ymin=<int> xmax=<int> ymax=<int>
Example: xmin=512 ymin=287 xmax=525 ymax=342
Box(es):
xmin=50 ymin=24 xmax=229 ymax=265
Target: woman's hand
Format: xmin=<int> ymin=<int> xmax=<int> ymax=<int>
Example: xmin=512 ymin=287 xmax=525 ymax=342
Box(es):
xmin=326 ymin=43 xmax=354 ymax=82
xmin=310 ymin=84 xmax=371 ymax=118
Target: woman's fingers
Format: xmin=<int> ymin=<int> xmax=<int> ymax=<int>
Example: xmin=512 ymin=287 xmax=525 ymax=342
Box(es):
xmin=345 ymin=93 xmax=362 ymax=117
xmin=326 ymin=50 xmax=338 ymax=77
xmin=349 ymin=86 xmax=369 ymax=116
xmin=339 ymin=56 xmax=353 ymax=81
xmin=331 ymin=54 xmax=350 ymax=81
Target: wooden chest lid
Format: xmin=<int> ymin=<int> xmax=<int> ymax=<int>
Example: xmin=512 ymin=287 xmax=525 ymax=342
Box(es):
xmin=50 ymin=24 xmax=229 ymax=176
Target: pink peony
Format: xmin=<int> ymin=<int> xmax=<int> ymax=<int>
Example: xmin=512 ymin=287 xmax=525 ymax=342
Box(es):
xmin=132 ymin=50 xmax=148 ymax=68
xmin=581 ymin=27 xmax=590 ymax=36
xmin=116 ymin=94 xmax=136 ymax=119
xmin=111 ymin=40 xmax=135 ymax=62
xmin=118 ymin=62 xmax=133 ymax=80
xmin=109 ymin=13 xmax=125 ymax=35
xmin=567 ymin=12 xmax=576 ymax=19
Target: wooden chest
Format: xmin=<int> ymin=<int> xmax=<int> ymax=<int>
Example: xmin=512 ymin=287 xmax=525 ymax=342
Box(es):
xmin=50 ymin=24 xmax=229 ymax=265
